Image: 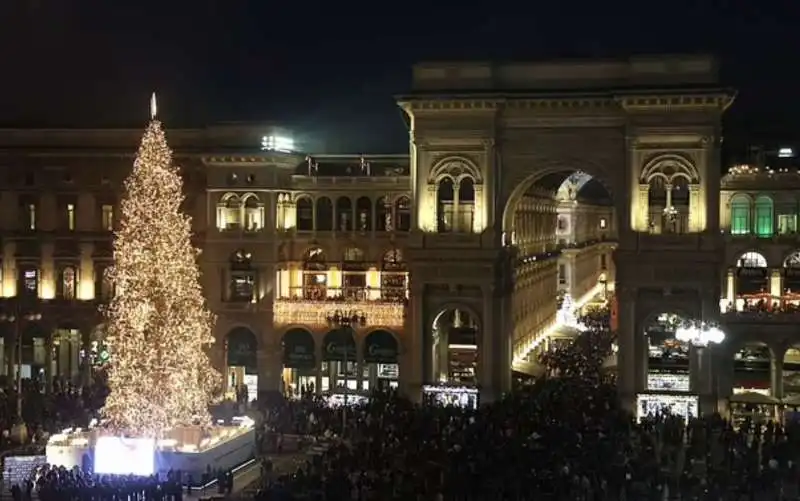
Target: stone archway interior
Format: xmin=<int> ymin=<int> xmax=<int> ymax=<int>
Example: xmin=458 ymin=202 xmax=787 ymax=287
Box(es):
xmin=363 ymin=330 xmax=400 ymax=390
xmin=281 ymin=328 xmax=316 ymax=370
xmin=735 ymin=251 xmax=770 ymax=310
xmin=431 ymin=308 xmax=478 ymax=386
xmin=226 ymin=327 xmax=258 ymax=372
xmin=363 ymin=330 xmax=399 ymax=365
xmin=321 ymin=327 xmax=357 ymax=393
xmin=644 ymin=312 xmax=690 ymax=391
xmin=732 ymin=344 xmax=771 ymax=395
xmin=783 ymin=347 xmax=800 ymax=398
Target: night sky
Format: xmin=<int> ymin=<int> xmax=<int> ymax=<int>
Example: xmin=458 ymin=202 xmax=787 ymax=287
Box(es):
xmin=1 ymin=0 xmax=798 ymax=157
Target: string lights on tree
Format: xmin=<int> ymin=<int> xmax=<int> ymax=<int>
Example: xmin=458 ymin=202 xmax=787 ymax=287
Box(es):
xmin=102 ymin=94 xmax=220 ymax=437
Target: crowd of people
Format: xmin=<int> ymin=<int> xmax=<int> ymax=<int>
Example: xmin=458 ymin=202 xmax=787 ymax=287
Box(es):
xmin=24 ymin=465 xmax=184 ymax=501
xmin=0 ymin=375 xmax=108 ymax=451
xmin=252 ymin=307 xmax=800 ymax=501
xmin=13 ymin=303 xmax=800 ymax=500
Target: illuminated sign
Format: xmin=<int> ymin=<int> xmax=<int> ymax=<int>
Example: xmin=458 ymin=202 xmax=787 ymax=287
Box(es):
xmin=261 ymin=136 xmax=294 ymax=153
xmin=779 ymin=147 xmax=794 ymax=158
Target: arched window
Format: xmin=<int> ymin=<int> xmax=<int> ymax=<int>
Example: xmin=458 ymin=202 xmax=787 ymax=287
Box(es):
xmin=736 ymin=251 xmax=769 ymax=296
xmin=376 ymin=197 xmax=390 ymax=231
xmin=395 ymin=196 xmax=411 ymax=232
xmin=381 ymin=249 xmax=407 ymax=301
xmin=18 ymin=266 xmax=39 ymax=297
xmin=243 ymin=195 xmax=263 ymax=232
xmin=296 ymin=197 xmax=313 ymax=232
xmin=754 ymin=195 xmax=774 ymax=237
xmin=218 ymin=194 xmax=242 ymax=230
xmin=302 ymin=247 xmax=327 ymax=300
xmin=229 ymin=250 xmax=256 ymax=302
xmin=356 ymin=197 xmax=372 ymax=232
xmin=730 ymin=194 xmax=752 ymax=235
xmin=336 ymin=197 xmax=353 ymax=232
xmin=457 ymin=178 xmax=475 ymax=232
xmin=784 ymin=250 xmax=800 ymax=294
xmin=342 ymin=247 xmax=366 ymax=300
xmin=316 ymin=197 xmax=333 ymax=231
xmin=59 ymin=266 xmax=77 ymax=300
xmin=437 ymin=178 xmax=455 ymax=232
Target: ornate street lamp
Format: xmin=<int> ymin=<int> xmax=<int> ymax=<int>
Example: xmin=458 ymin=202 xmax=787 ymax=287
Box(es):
xmin=325 ymin=309 xmax=366 ymax=433
xmin=0 ymin=308 xmax=43 ymax=444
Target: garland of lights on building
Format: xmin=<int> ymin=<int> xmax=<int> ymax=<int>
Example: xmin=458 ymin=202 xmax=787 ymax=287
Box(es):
xmin=101 ymin=102 xmax=220 ymax=437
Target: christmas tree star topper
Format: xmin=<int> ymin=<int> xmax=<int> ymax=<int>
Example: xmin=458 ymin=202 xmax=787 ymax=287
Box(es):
xmin=150 ymin=92 xmax=158 ymax=120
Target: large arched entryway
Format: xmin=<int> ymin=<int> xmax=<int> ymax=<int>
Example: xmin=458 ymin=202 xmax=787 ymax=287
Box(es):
xmin=280 ymin=328 xmax=316 ymax=399
xmin=422 ymin=307 xmax=480 ymax=408
xmin=321 ymin=327 xmax=356 ymax=394
xmin=225 ymin=327 xmax=258 ymax=402
xmin=362 ymin=329 xmax=399 ymax=391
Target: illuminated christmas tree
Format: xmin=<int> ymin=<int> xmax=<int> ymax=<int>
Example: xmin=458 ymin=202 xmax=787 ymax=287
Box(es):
xmin=102 ymin=95 xmax=220 ymax=437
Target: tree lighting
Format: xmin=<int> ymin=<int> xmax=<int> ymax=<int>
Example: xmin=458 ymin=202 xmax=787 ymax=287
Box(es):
xmin=674 ymin=322 xmax=726 ymax=347
xmin=102 ymin=101 xmax=220 ymax=438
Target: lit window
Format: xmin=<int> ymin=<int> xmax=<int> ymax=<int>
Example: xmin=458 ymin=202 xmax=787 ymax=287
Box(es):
xmin=21 ymin=268 xmax=38 ymax=296
xmin=67 ymin=204 xmax=75 ymax=231
xmin=599 ymin=218 xmax=608 ymax=229
xmin=101 ymin=205 xmax=114 ymax=231
xmin=27 ymin=204 xmax=36 ymax=230
xmin=61 ymin=267 xmax=77 ymax=299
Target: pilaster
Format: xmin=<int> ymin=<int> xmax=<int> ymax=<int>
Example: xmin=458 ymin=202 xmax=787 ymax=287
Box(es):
xmin=400 ymin=281 xmax=424 ymax=402
xmin=616 ymin=286 xmax=637 ymax=412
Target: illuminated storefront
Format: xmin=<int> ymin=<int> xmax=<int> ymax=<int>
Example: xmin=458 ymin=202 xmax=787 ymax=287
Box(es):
xmin=280 ymin=328 xmax=316 ymax=398
xmin=636 ymin=393 xmax=698 ymax=421
xmin=225 ymin=327 xmax=258 ymax=402
xmin=423 ymin=385 xmax=479 ymax=409
xmin=362 ymin=330 xmax=399 ymax=391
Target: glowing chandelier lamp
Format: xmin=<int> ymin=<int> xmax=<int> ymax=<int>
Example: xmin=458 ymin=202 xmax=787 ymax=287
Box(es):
xmin=674 ymin=321 xmax=726 ymax=347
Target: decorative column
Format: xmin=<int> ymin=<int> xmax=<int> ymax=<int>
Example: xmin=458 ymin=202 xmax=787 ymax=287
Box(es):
xmin=715 ymin=345 xmax=734 ymax=416
xmin=479 ymin=288 xmax=495 ymax=402
xmin=688 ymin=185 xmax=701 ymax=232
xmin=473 ymin=185 xmax=484 ymax=233
xmin=637 ymin=184 xmax=650 ymax=231
xmin=771 ymin=345 xmax=785 ymax=400
xmin=726 ymin=269 xmax=735 ymax=309
xmin=770 ymin=268 xmax=783 ymax=298
xmin=399 ymin=281 xmax=424 ymax=402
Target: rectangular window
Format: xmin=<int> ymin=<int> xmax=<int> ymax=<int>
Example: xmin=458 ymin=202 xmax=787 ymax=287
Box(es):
xmin=558 ymin=264 xmax=567 ymax=285
xmin=730 ymin=207 xmax=750 ymax=235
xmin=101 ymin=205 xmax=114 ymax=231
xmin=600 ymin=254 xmax=607 ymax=270
xmin=27 ymin=204 xmax=36 ymax=231
xmin=778 ymin=214 xmax=796 ymax=235
xmin=21 ymin=269 xmax=38 ymax=296
xmin=66 ymin=204 xmax=75 ymax=231
xmin=599 ymin=218 xmax=608 ymax=229
xmin=755 ymin=207 xmax=773 ymax=237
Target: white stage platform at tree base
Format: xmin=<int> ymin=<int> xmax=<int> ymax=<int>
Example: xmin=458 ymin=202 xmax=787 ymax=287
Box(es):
xmin=45 ymin=421 xmax=256 ymax=479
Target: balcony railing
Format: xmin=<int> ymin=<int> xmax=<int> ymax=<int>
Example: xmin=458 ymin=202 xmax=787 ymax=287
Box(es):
xmin=722 ymin=309 xmax=800 ymax=323
xmin=281 ymin=286 xmax=407 ymax=303
xmin=273 ymin=292 xmax=406 ymax=328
